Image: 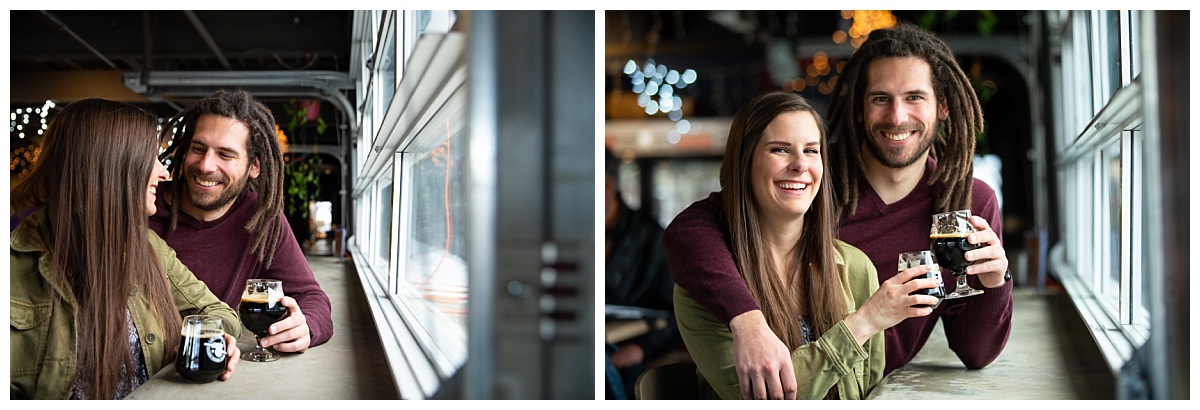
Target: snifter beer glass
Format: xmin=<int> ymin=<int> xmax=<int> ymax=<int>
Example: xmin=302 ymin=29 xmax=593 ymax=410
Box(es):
xmin=176 ymin=315 xmax=227 ymax=383
xmin=930 ymin=210 xmax=984 ymax=299
xmin=240 ymin=279 xmax=287 ymax=362
xmin=899 ymin=250 xmax=945 ymax=309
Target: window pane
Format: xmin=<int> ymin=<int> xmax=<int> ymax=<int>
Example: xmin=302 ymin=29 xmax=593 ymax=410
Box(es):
xmin=1136 ymin=132 xmax=1152 ymax=327
xmin=1130 ymin=11 xmax=1142 ymax=80
xmin=379 ymin=17 xmax=397 ymax=115
xmin=1067 ymin=12 xmax=1095 ymax=132
xmin=379 ymin=180 xmax=393 ymax=263
xmin=403 ymin=102 xmax=468 ymax=327
xmin=1102 ymin=140 xmax=1121 ymax=299
xmin=361 ymin=87 xmax=375 ymax=164
xmin=1076 ymin=157 xmax=1094 ymax=281
xmin=414 ymin=10 xmax=431 ymax=33
xmin=1104 ymin=11 xmax=1121 ymax=97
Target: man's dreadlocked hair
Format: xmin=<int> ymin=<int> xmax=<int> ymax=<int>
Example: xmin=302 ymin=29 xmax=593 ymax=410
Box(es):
xmin=826 ymin=22 xmax=983 ymax=218
xmin=158 ymin=89 xmax=287 ymax=267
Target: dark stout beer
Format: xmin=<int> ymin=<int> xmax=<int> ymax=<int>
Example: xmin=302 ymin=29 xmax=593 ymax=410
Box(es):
xmin=907 ymin=267 xmax=946 ymax=308
xmin=930 ymin=233 xmax=981 ymax=274
xmin=899 ymin=251 xmax=946 ymax=309
xmin=176 ymin=329 xmax=227 ymax=383
xmin=239 ymin=294 xmax=288 ymax=337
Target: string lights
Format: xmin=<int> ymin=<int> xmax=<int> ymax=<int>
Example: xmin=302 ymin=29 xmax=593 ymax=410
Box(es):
xmin=624 ymin=58 xmax=698 ymax=144
xmin=10 ymin=100 xmax=56 ymax=140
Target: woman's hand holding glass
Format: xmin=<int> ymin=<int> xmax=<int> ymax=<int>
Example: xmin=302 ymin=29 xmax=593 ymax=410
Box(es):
xmin=844 ymin=265 xmax=942 ymax=345
xmin=175 ymin=315 xmax=240 ymax=383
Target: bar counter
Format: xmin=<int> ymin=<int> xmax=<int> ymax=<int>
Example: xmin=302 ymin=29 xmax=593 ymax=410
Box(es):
xmin=126 ymin=255 xmax=399 ymax=400
xmin=868 ymin=287 xmax=1115 ymax=399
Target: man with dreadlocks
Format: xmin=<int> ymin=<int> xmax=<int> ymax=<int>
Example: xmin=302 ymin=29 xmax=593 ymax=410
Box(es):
xmin=662 ymin=22 xmax=1012 ymax=399
xmin=150 ymin=90 xmax=333 ymax=353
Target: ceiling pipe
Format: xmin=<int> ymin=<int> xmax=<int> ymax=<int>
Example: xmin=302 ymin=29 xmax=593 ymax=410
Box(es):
xmin=37 ymin=10 xmax=121 ymax=71
xmin=123 ymin=70 xmax=355 ymax=120
xmin=182 ymin=10 xmax=234 ymax=70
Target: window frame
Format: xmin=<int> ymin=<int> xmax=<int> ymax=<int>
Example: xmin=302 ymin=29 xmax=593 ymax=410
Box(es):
xmin=347 ymin=13 xmax=466 ymax=398
xmin=1047 ymin=10 xmax=1151 ymax=373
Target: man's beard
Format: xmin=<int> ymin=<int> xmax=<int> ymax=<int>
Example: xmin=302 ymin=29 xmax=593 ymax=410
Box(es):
xmin=186 ymin=170 xmax=250 ymax=211
xmin=864 ymin=122 xmax=937 ymax=169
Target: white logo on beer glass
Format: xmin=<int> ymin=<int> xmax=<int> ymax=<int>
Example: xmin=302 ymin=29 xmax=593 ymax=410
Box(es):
xmin=205 ymin=336 xmax=227 ymax=363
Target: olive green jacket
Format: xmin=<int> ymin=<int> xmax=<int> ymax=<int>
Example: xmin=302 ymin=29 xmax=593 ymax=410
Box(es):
xmin=674 ymin=240 xmax=886 ymax=400
xmin=10 ymin=210 xmax=242 ymax=399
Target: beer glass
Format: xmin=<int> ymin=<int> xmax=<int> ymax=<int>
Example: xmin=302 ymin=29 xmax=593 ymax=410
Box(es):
xmin=239 ymin=279 xmax=287 ymax=362
xmin=176 ymin=315 xmax=228 ymax=383
xmin=899 ymin=250 xmax=945 ymax=309
xmin=930 ymin=210 xmax=984 ymax=299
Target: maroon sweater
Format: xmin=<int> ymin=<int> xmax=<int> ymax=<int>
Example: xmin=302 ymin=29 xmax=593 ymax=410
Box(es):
xmin=149 ymin=183 xmax=334 ymax=347
xmin=663 ymin=157 xmax=1012 ymax=374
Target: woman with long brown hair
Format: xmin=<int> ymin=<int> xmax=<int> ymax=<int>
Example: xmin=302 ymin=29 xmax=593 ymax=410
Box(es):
xmin=10 ymin=98 xmax=243 ymax=399
xmin=671 ymin=91 xmax=940 ymax=399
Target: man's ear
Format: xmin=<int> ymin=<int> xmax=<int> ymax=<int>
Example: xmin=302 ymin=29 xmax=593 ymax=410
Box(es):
xmin=250 ymin=159 xmax=261 ymax=179
xmin=938 ymin=101 xmax=950 ymax=121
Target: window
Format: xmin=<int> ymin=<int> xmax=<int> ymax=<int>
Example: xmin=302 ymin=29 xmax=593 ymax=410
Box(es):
xmin=377 ymin=176 xmax=394 ymax=265
xmin=396 ymin=91 xmax=468 ymax=328
xmin=379 ymin=12 xmax=397 ymax=115
xmin=1047 ymin=10 xmax=1151 ymax=372
xmin=348 ymin=11 xmax=465 ymax=399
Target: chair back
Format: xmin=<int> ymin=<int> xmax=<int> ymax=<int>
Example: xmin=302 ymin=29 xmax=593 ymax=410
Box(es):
xmin=633 ymin=362 xmax=699 ymax=400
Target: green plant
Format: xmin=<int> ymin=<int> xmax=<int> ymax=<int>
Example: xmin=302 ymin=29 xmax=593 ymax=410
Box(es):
xmin=283 ymin=98 xmax=328 ymax=137
xmin=285 ymin=155 xmax=323 ymax=219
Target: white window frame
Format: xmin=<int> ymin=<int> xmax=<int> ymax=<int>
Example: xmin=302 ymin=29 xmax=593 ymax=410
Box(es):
xmin=348 ymin=11 xmax=466 ymax=398
xmin=1047 ymin=10 xmax=1151 ymax=373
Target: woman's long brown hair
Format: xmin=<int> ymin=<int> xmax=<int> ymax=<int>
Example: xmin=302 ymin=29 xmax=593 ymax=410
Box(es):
xmin=11 ymin=98 xmax=182 ymax=399
xmin=720 ymin=91 xmax=845 ymax=353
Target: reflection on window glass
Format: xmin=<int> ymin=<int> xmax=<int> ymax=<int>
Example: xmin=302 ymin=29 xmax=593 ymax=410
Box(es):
xmin=362 ymin=87 xmax=375 ymax=159
xmin=415 ymin=10 xmax=431 ymax=33
xmin=1104 ymin=11 xmax=1121 ymax=97
xmin=1137 ymin=134 xmax=1152 ymax=325
xmin=404 ymin=114 xmax=467 ymax=327
xmin=379 ymin=181 xmax=393 ymax=263
xmin=1130 ymin=11 xmax=1142 ymax=80
xmin=1075 ymin=158 xmax=1093 ymax=276
xmin=1104 ymin=141 xmax=1121 ymax=292
xmin=379 ymin=16 xmax=397 ymax=115
xmin=1079 ymin=12 xmax=1096 ymax=120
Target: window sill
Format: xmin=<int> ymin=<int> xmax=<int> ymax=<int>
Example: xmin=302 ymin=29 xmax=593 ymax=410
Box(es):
xmin=1048 ymin=243 xmax=1145 ymax=373
xmin=348 ymin=238 xmax=467 ymax=399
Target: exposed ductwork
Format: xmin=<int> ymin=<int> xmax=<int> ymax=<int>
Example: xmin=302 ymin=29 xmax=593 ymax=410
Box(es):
xmin=122 ymin=70 xmax=356 ymax=121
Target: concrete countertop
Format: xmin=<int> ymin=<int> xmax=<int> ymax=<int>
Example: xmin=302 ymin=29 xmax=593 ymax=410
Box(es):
xmin=868 ymin=287 xmax=1115 ymax=400
xmin=127 ymin=254 xmax=399 ymax=400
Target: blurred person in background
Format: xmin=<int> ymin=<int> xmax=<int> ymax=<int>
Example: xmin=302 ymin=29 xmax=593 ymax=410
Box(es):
xmin=604 ymin=148 xmax=684 ymax=399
